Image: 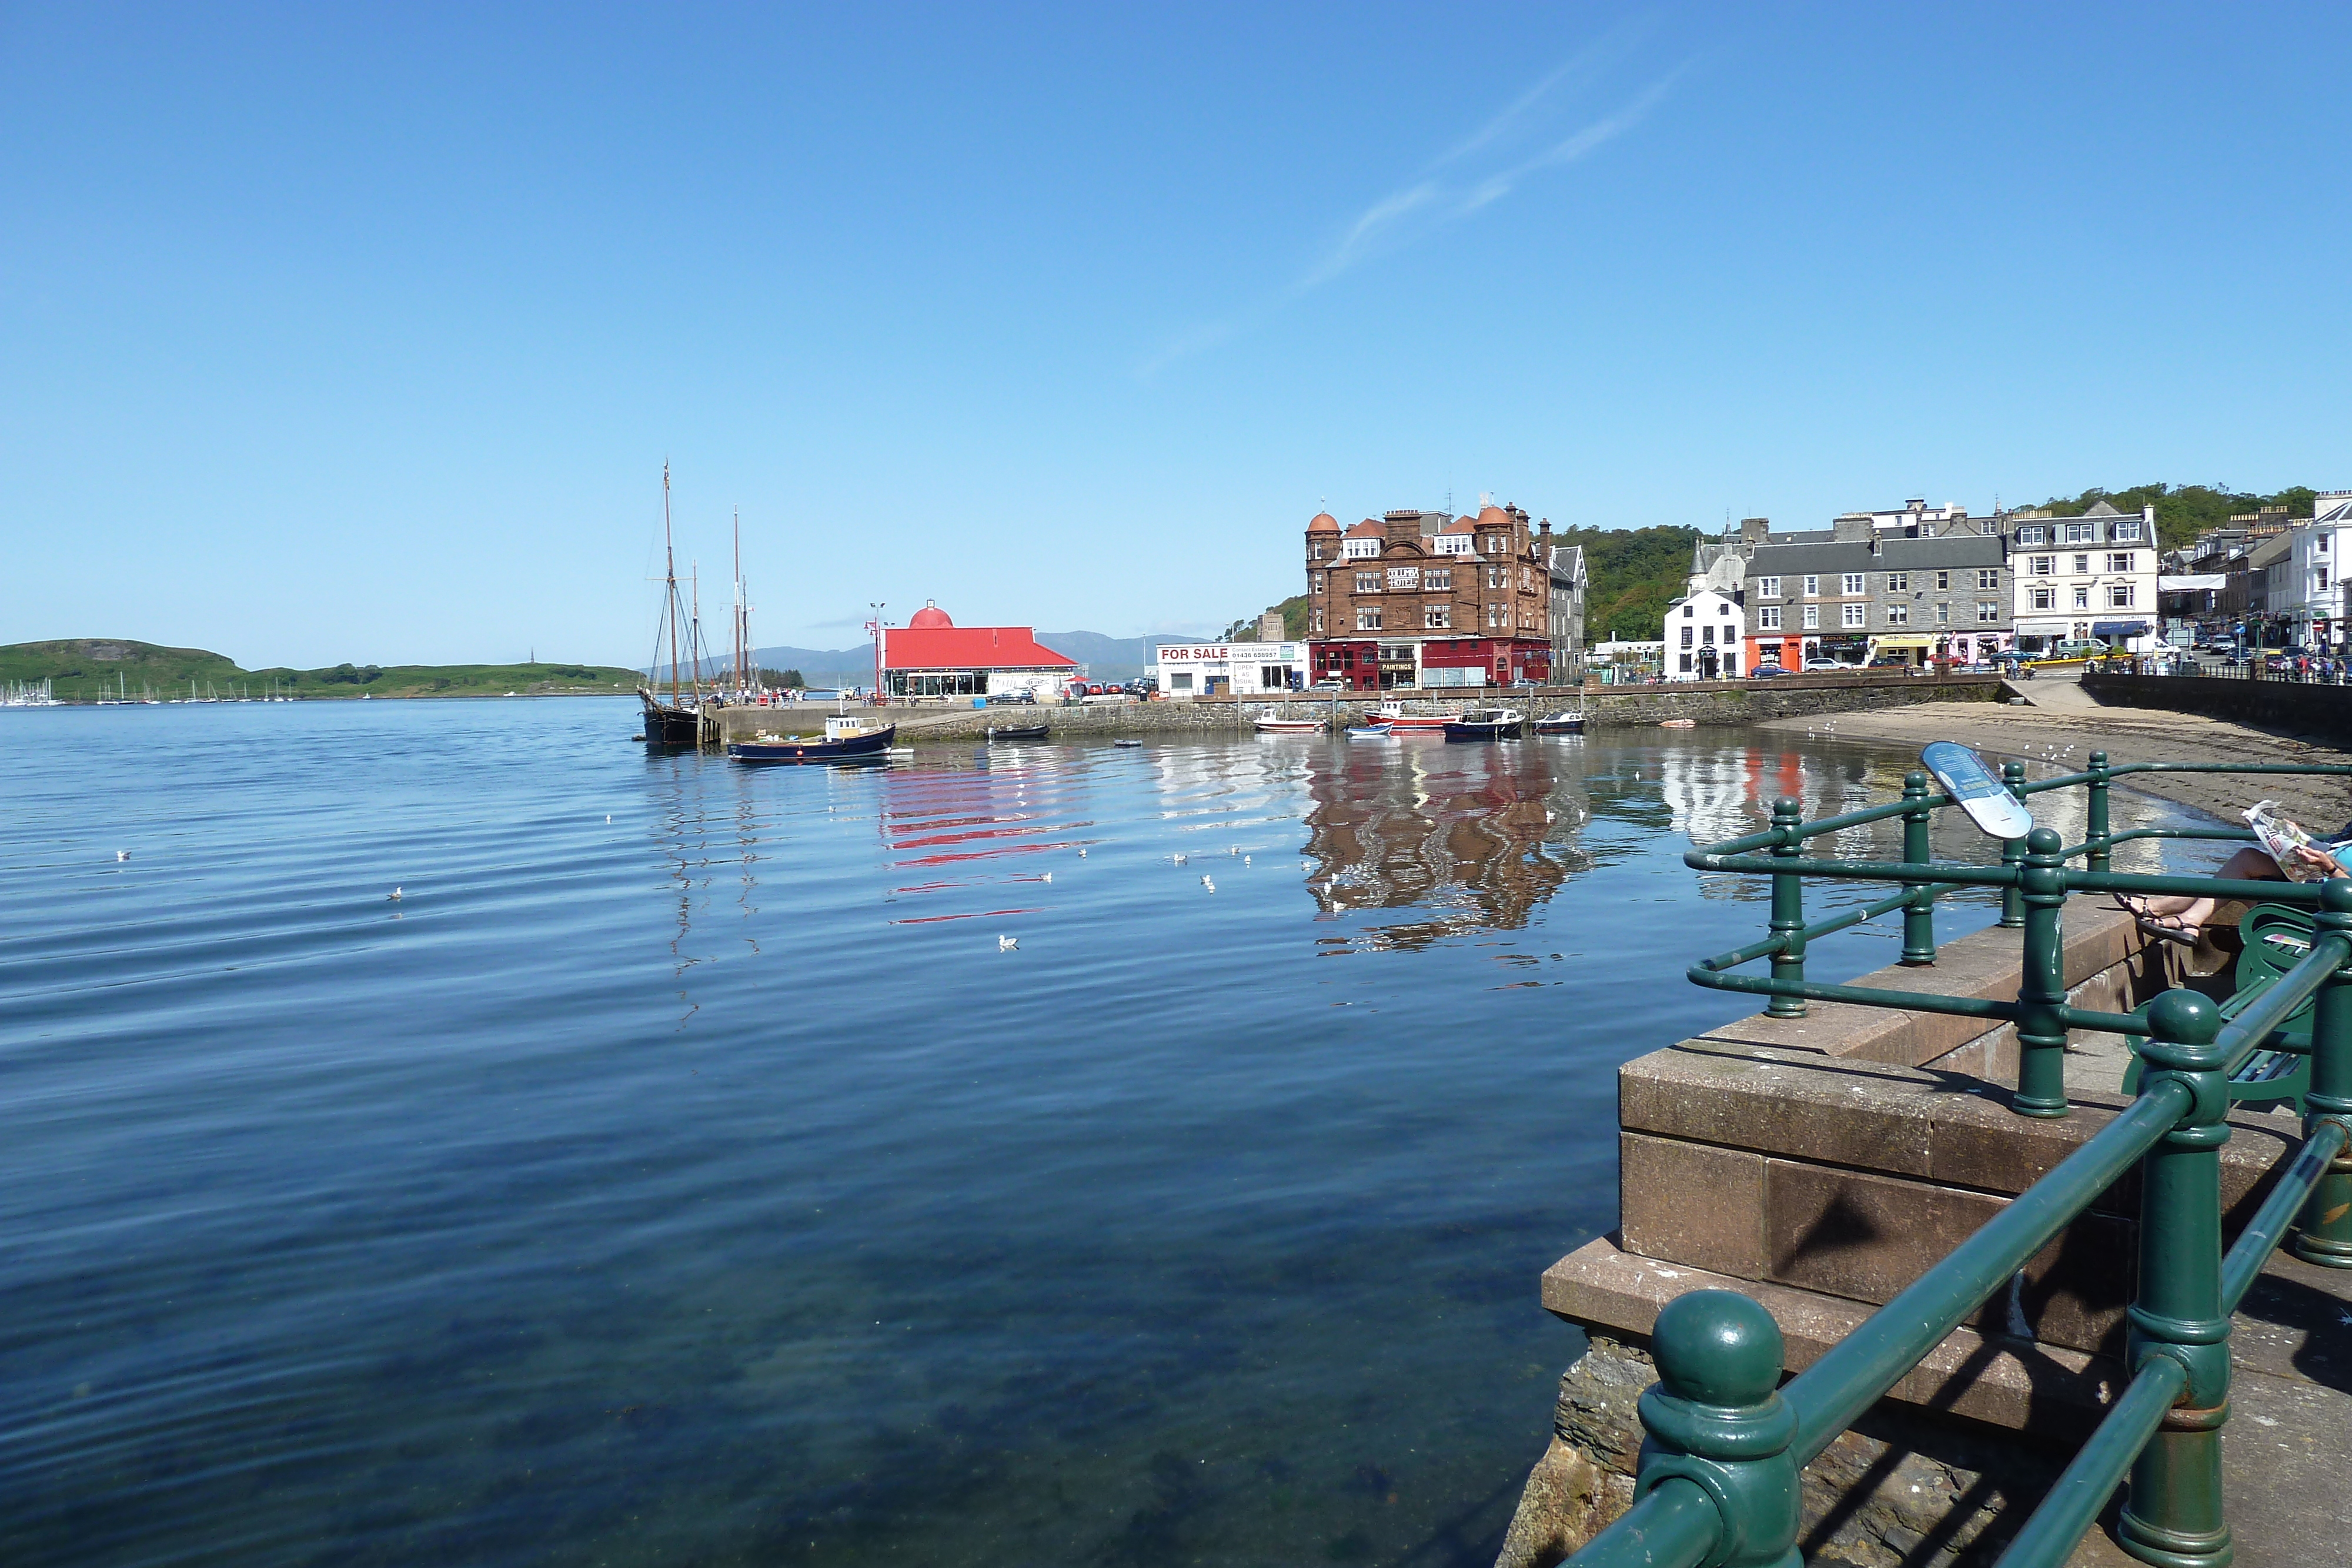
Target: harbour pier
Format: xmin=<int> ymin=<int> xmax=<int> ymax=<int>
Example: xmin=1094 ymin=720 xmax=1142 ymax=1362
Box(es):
xmin=696 ymin=671 xmax=2011 ymax=747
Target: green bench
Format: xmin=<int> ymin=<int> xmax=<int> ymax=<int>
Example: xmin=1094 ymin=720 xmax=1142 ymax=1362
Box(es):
xmin=2123 ymin=903 xmax=2318 ymax=1114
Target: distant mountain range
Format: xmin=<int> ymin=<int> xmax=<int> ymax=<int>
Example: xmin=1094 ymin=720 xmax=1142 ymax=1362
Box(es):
xmin=737 ymin=630 xmax=1204 ymax=686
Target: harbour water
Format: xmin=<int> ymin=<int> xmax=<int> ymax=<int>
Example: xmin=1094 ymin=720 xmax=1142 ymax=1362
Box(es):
xmin=0 ymin=700 xmax=2213 ymax=1566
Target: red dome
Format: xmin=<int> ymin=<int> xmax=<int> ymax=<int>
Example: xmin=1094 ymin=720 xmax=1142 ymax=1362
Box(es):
xmin=1307 ymin=511 xmax=1341 ymax=533
xmin=908 ymin=603 xmax=954 ymax=628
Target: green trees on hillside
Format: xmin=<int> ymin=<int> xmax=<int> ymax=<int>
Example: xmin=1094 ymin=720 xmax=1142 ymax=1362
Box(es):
xmin=1556 ymin=524 xmax=1704 ymax=643
xmin=2030 ymin=483 xmax=2320 ymax=551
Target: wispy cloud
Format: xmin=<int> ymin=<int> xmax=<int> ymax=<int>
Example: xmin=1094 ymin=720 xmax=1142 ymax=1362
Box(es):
xmin=1301 ymin=61 xmax=1688 ymax=291
xmin=1135 ymin=34 xmax=1690 ymax=377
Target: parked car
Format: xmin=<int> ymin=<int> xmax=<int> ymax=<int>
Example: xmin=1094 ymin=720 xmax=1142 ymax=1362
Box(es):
xmin=1802 ymin=658 xmax=1849 ymax=672
xmin=987 ymin=689 xmax=1038 ymax=705
xmin=1749 ymin=664 xmax=1789 ymax=678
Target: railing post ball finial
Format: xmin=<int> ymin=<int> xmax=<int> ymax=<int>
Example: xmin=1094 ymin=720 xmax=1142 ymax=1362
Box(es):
xmin=2025 ymin=824 xmax=2063 ymax=859
xmin=2120 ymin=987 xmax=2235 ymax=1568
xmin=2296 ymin=877 xmax=2352 ymax=1269
xmin=1634 ymin=1290 xmax=1801 ymax=1568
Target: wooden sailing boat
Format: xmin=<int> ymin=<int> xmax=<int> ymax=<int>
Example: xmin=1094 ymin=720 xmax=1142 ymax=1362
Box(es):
xmin=639 ymin=464 xmax=711 ymax=747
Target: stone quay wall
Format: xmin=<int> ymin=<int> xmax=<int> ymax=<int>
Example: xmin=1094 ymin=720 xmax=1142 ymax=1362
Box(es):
xmin=709 ymin=674 xmax=2004 ymax=745
xmin=2084 ymin=671 xmax=2352 ymax=744
xmin=1498 ymin=901 xmax=2343 ymax=1568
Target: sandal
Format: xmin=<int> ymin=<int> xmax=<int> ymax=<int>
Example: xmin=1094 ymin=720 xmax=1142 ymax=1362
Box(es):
xmin=2136 ymin=912 xmax=2203 ymax=947
xmin=2112 ymin=893 xmax=2156 ymax=918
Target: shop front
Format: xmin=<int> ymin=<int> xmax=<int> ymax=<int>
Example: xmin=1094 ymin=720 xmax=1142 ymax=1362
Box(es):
xmin=1813 ymin=633 xmax=1869 ymax=667
xmin=1153 ymin=641 xmax=1305 ymax=696
xmin=1866 ymin=633 xmax=1936 ymax=668
xmin=2091 ymin=618 xmax=2155 ymax=654
xmin=2014 ymin=618 xmax=2073 ymax=657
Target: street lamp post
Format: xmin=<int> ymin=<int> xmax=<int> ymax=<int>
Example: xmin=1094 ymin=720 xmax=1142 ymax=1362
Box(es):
xmin=866 ymin=603 xmax=886 ymax=708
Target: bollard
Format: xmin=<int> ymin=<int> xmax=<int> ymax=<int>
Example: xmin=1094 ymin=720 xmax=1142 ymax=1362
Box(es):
xmin=1999 ymin=761 xmax=2029 ymax=930
xmin=1634 ymin=1290 xmax=1801 ymax=1568
xmin=2087 ymin=751 xmax=2113 ymax=875
xmin=1768 ymin=797 xmax=1806 ymax=1019
xmin=1900 ymin=771 xmax=1936 ymax=966
xmin=2118 ymin=989 xmax=2233 ymax=1568
xmin=2014 ymin=826 xmax=2070 ymax=1118
xmin=2296 ymin=878 xmax=2352 ymax=1268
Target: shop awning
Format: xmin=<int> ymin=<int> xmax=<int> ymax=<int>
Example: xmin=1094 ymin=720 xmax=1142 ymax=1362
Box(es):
xmin=1870 ymin=635 xmax=1936 ymax=649
xmin=2016 ymin=619 xmax=2072 ymax=636
xmin=2092 ymin=620 xmax=2150 ymax=637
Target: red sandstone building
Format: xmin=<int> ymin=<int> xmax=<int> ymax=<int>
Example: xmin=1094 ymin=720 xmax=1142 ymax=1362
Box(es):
xmin=1304 ymin=504 xmax=1583 ymax=692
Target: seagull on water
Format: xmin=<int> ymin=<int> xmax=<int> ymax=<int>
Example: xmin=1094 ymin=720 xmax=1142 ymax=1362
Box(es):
xmin=1172 ymin=852 xmax=1187 ymax=865
xmin=1078 ymin=848 xmax=1087 ymax=857
xmin=389 ymin=887 xmax=403 ymax=901
xmin=1042 ymin=872 xmax=1053 ymax=883
xmin=998 ymin=934 xmax=1018 ymax=951
xmin=115 ymin=850 xmax=130 ymax=862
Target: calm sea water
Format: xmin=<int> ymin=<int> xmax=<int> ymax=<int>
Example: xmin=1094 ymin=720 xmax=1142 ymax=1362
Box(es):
xmin=0 ymin=699 xmax=2209 ymax=1567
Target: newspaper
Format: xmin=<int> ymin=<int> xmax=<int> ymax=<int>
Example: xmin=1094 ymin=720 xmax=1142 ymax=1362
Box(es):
xmin=2243 ymin=801 xmax=2347 ymax=881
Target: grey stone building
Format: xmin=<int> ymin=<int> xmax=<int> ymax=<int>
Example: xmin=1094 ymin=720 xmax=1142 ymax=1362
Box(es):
xmin=1703 ymin=508 xmax=2014 ymax=671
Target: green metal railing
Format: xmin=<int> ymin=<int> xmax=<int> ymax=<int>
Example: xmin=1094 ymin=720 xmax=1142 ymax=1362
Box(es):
xmin=1561 ymin=757 xmax=2352 ymax=1568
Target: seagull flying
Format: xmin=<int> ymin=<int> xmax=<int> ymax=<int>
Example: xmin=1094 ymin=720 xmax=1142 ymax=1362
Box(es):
xmin=1201 ymin=875 xmax=1215 ymax=892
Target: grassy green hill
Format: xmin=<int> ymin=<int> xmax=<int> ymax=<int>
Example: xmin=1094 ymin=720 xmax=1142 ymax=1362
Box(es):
xmin=1 ymin=640 xmax=644 ymax=702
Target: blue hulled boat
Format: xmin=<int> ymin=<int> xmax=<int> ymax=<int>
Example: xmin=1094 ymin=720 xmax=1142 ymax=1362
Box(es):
xmin=728 ymin=716 xmax=897 ymax=764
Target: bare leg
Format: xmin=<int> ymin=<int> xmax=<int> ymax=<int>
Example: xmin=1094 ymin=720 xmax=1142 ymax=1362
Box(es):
xmin=2129 ymin=847 xmax=2280 ymax=940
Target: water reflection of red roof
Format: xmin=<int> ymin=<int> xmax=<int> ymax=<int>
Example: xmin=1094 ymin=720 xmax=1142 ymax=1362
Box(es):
xmin=884 ymin=625 xmax=1078 ymax=668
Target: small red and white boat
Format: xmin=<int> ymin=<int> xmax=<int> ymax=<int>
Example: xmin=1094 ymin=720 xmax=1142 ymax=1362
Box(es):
xmin=1368 ymin=703 xmax=1455 ymax=732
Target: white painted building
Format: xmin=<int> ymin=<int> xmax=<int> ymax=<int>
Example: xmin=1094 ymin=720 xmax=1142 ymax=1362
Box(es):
xmin=2278 ymin=493 xmax=2352 ymax=650
xmin=1665 ymin=587 xmax=1743 ymax=680
xmin=1150 ymin=641 xmax=1305 ymax=696
xmin=2006 ymin=500 xmax=2160 ymax=653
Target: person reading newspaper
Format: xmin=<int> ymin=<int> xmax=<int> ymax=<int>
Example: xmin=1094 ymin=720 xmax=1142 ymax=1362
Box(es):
xmin=2116 ymin=801 xmax=2352 ymax=948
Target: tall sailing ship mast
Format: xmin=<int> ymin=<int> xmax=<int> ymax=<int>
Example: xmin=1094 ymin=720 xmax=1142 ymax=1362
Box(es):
xmin=639 ymin=464 xmax=711 ymax=747
xmin=731 ymin=507 xmax=752 ymax=698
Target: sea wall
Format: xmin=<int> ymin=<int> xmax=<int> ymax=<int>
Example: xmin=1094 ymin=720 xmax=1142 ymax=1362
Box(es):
xmin=2083 ymin=671 xmax=2352 ymax=744
xmin=711 ymin=674 xmax=2004 ymax=744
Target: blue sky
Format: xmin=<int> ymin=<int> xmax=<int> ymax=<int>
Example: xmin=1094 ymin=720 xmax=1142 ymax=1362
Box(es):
xmin=4 ymin=4 xmax=2347 ymax=667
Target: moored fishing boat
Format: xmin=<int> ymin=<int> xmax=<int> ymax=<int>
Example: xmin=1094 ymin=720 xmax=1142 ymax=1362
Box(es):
xmin=1345 ymin=723 xmax=1396 ymax=739
xmin=1369 ymin=703 xmax=1454 ymax=731
xmin=1252 ymin=715 xmax=1324 ymax=734
xmin=985 ymin=724 xmax=1051 ymax=741
xmin=1442 ymin=707 xmax=1525 ymax=741
xmin=1534 ymin=711 xmax=1586 ymax=735
xmin=728 ymin=715 xmax=897 ymax=763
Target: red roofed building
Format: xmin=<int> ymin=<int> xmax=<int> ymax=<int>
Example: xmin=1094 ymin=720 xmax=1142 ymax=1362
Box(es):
xmin=883 ymin=601 xmax=1081 ymax=700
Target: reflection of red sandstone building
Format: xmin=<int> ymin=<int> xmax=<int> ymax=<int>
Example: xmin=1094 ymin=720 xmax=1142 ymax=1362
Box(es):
xmin=1304 ymin=503 xmax=1574 ymax=692
xmin=1301 ymin=745 xmax=1587 ymax=947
